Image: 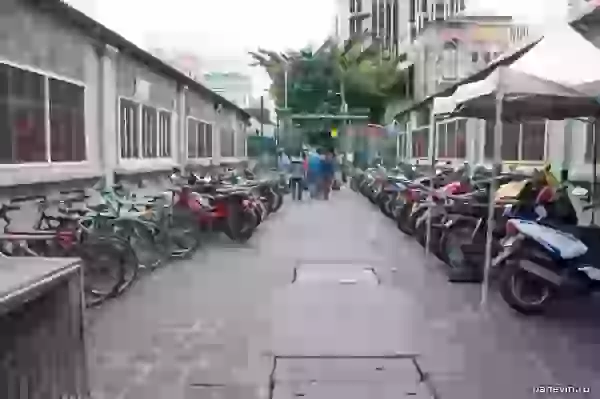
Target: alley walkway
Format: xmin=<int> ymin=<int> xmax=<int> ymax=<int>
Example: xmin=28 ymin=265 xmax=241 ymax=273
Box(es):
xmin=88 ymin=188 xmax=600 ymax=399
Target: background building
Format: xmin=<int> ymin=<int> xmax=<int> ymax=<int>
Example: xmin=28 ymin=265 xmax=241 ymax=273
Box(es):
xmin=0 ymin=0 xmax=250 ymax=191
xmin=203 ymin=72 xmax=254 ymax=108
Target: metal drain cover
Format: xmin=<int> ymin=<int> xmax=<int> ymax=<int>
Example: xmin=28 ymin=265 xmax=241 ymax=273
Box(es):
xmin=293 ymin=263 xmax=379 ymax=285
xmin=272 ymin=357 xmax=431 ymax=398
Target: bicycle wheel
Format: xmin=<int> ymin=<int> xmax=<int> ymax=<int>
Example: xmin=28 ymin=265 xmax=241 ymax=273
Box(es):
xmin=167 ymin=211 xmax=201 ymax=258
xmin=116 ymin=219 xmax=167 ymax=271
xmin=78 ymin=235 xmax=126 ymax=307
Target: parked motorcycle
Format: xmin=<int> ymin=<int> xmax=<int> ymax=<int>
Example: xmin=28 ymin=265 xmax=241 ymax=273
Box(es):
xmin=493 ymin=186 xmax=600 ymax=315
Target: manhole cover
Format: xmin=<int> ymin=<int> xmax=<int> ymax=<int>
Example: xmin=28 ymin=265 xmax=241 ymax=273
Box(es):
xmin=292 ymin=263 xmax=379 ymax=285
xmin=271 ymin=356 xmax=433 ymax=398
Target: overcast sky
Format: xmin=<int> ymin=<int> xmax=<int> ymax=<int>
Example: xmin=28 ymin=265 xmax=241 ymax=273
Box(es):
xmin=65 ymin=0 xmax=569 ymax=92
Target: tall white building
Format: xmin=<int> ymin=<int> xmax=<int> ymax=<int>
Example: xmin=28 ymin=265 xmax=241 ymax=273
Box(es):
xmin=335 ymin=0 xmax=411 ymax=56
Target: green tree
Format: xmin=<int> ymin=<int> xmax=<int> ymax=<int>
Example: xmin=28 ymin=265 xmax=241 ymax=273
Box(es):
xmin=249 ymin=37 xmax=411 ymax=124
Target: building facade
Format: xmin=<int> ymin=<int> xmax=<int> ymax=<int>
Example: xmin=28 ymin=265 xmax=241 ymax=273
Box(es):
xmin=0 ymin=0 xmax=250 ymax=190
xmin=404 ymin=10 xmax=532 ymax=166
xmin=396 ymin=2 xmax=600 ymax=182
xmin=335 ymin=0 xmax=412 ymax=56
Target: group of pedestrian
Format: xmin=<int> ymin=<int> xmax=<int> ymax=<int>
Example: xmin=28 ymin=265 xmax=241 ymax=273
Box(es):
xmin=278 ymin=148 xmax=337 ymax=201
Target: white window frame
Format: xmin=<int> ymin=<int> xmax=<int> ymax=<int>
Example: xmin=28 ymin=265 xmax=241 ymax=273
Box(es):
xmin=0 ymin=59 xmax=88 ymax=168
xmin=441 ymin=43 xmax=458 ymax=80
xmin=484 ymin=120 xmax=548 ymax=163
xmin=158 ymin=110 xmax=172 ymax=158
xmin=186 ymin=116 xmax=214 ymax=159
xmin=117 ymin=95 xmax=174 ymax=162
xmin=435 ymin=117 xmax=467 ymax=160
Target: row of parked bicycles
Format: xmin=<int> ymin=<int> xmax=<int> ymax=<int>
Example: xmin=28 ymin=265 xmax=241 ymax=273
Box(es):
xmin=0 ymin=168 xmax=285 ymax=308
xmin=352 ymin=162 xmax=600 ymax=316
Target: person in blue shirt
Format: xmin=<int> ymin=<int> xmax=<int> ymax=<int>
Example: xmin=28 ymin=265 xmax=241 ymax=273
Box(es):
xmin=306 ymin=148 xmax=322 ymax=199
xmin=320 ymin=149 xmax=335 ymax=200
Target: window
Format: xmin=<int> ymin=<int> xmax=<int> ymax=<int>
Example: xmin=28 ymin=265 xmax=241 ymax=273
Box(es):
xmin=501 ymin=123 xmax=520 ymax=160
xmin=120 ymin=99 xmax=138 ymax=159
xmin=142 ymin=106 xmax=158 ymax=158
xmin=484 ymin=120 xmax=546 ymax=161
xmin=411 ymin=126 xmax=429 ymax=158
xmin=158 ymin=111 xmax=171 ymax=158
xmin=0 ymin=63 xmax=86 ymax=164
xmin=398 ymin=133 xmax=407 ymax=159
xmin=437 ymin=123 xmax=447 ymax=157
xmin=436 ymin=119 xmax=467 ymax=159
xmin=221 ymin=129 xmax=235 ymax=157
xmin=441 ymin=42 xmax=458 ymax=79
xmin=521 ymin=121 xmax=546 ymax=161
xmin=205 ymin=124 xmax=213 ymax=157
xmin=482 ymin=52 xmax=491 ymax=64
xmin=585 ymin=119 xmax=600 ymax=162
xmin=471 ymin=52 xmax=479 ymax=63
xmin=455 ymin=119 xmax=467 ymax=158
xmin=119 ymin=98 xmax=172 ymax=160
xmin=187 ymin=118 xmax=213 ymax=159
xmin=49 ymin=78 xmax=86 ymax=162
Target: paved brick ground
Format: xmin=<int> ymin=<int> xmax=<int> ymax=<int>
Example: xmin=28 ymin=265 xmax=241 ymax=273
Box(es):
xmin=87 ymin=188 xmax=600 ymax=398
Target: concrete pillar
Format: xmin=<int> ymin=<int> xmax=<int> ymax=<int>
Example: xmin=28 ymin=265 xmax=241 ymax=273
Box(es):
xmin=214 ymin=105 xmax=222 ymax=165
xmin=98 ymin=45 xmax=119 ymax=185
xmin=176 ymin=86 xmax=187 ymax=167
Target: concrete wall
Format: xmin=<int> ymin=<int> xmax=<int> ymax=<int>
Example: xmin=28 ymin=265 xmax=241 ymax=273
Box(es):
xmin=0 ymin=0 xmax=249 ymax=194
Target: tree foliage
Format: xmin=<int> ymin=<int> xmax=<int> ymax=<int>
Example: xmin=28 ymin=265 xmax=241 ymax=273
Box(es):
xmin=249 ymin=38 xmax=411 ymax=123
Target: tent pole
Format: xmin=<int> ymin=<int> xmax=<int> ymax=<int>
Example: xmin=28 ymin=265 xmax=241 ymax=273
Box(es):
xmin=481 ymin=90 xmax=504 ymax=308
xmin=425 ymin=110 xmax=437 ymax=258
xmin=592 ymin=119 xmax=597 ymax=225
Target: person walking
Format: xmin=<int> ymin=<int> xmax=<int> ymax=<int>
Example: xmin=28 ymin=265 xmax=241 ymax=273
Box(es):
xmin=307 ymin=148 xmax=322 ymax=199
xmin=289 ymin=153 xmax=305 ymax=201
xmin=276 ymin=148 xmax=291 ymax=188
xmin=320 ymin=149 xmax=335 ymax=200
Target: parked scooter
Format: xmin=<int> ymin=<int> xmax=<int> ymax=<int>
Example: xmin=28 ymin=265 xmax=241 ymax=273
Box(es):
xmin=494 ymin=186 xmax=600 ymax=315
xmin=436 ymin=172 xmax=556 ymax=282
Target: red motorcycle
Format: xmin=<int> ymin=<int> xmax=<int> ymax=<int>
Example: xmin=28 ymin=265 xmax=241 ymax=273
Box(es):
xmin=410 ymin=178 xmax=474 ymax=249
xmin=173 ymin=185 xmax=258 ymax=243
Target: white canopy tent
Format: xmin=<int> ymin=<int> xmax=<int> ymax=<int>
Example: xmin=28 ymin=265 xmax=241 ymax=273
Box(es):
xmin=427 ymin=24 xmax=600 ymax=306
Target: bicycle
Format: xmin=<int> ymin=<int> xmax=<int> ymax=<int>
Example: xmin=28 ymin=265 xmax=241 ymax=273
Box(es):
xmin=97 ymin=183 xmax=201 ymax=270
xmin=0 ymin=196 xmax=129 ymax=307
